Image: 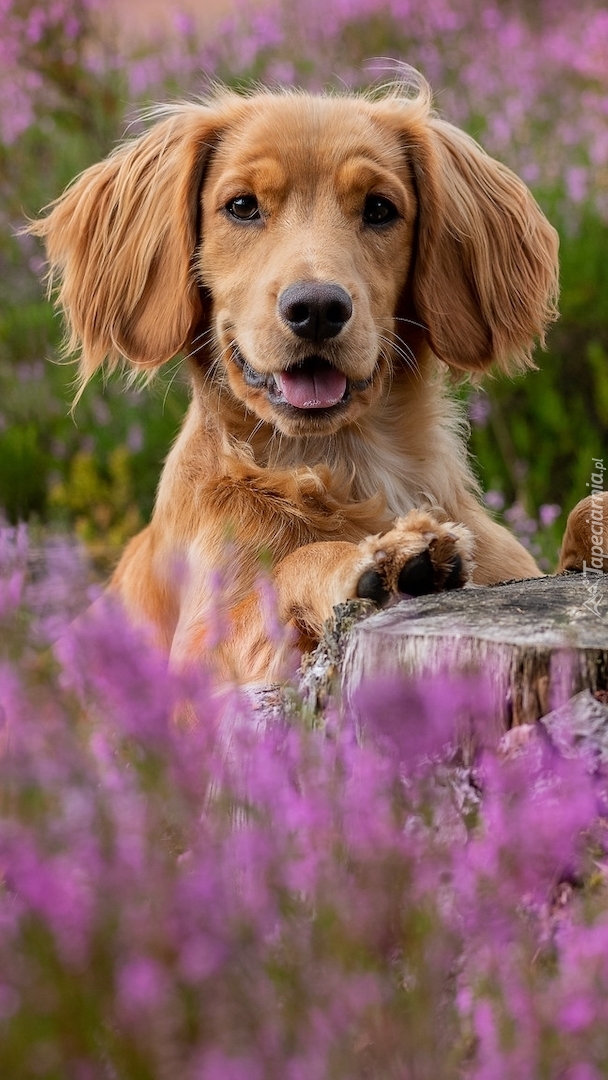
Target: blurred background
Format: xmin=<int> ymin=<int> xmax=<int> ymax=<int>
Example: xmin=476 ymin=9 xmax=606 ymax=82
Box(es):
xmin=1 ymin=0 xmax=607 ymax=570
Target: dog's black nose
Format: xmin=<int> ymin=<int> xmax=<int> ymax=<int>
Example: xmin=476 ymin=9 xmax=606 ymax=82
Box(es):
xmin=278 ymin=281 xmax=353 ymax=342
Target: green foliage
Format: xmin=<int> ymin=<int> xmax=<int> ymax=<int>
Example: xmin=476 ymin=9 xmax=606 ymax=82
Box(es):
xmin=49 ymin=446 xmax=143 ymax=547
xmin=0 ymin=298 xmax=188 ymax=546
xmin=469 ymin=215 xmax=608 ymax=563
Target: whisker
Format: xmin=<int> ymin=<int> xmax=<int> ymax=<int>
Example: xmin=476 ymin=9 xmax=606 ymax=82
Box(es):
xmin=246 ymin=417 xmax=266 ymax=445
xmin=180 ymin=328 xmax=215 ymax=365
xmin=190 ymin=327 xmax=214 ymax=345
xmin=378 ymin=344 xmax=396 ymax=393
xmin=379 ymin=329 xmax=421 ymax=379
xmin=382 ymin=342 xmax=425 ymax=389
xmin=379 ymin=337 xmax=412 ymax=371
xmin=161 ymin=359 xmax=186 ymax=411
xmin=198 ymin=336 xmax=234 ymax=399
xmin=268 ymin=426 xmax=285 ymax=466
xmin=392 ymin=315 xmax=429 ymax=332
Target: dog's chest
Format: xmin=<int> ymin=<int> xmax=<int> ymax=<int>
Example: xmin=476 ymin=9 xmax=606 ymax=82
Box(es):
xmin=271 ymin=430 xmax=434 ymax=520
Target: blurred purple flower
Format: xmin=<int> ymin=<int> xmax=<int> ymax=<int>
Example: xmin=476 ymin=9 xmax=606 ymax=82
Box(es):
xmin=468 ymin=392 xmax=491 ymax=428
xmin=16 ymin=359 xmax=44 ymax=383
xmin=126 ymin=423 xmax=143 ymax=453
xmin=194 ymin=1050 xmax=264 ymax=1080
xmin=483 ymin=489 xmax=505 ymax=511
xmin=354 ymin=671 xmax=494 ymax=769
xmin=118 ymin=956 xmax=170 ymax=1013
xmin=539 ymin=502 xmax=561 ymax=528
xmin=505 ymin=500 xmax=538 ymax=537
xmin=0 ymin=525 xmax=606 ymax=1075
xmin=173 ymin=11 xmax=196 ymax=37
xmin=89 ymin=395 xmax=111 ymax=426
xmin=566 ymin=165 xmax=589 ymax=204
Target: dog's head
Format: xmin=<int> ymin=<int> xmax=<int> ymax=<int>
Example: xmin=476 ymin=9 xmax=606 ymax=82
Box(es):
xmin=31 ymin=77 xmax=559 ymax=436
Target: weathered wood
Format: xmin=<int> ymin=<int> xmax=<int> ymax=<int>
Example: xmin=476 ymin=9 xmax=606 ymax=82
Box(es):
xmin=301 ymin=574 xmax=608 ymax=728
xmin=343 ymin=574 xmax=608 ymax=727
xmin=540 ymin=688 xmax=608 ymax=764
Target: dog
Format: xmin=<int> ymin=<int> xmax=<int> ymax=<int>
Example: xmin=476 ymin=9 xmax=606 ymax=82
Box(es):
xmin=30 ymin=74 xmax=605 ymax=683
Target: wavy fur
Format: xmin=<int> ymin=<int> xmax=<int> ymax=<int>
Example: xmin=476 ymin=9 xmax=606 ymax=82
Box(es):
xmin=30 ymin=76 xmax=568 ymax=682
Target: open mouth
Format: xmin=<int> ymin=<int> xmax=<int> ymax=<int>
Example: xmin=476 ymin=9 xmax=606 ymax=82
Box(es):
xmin=233 ymin=350 xmax=372 ymax=413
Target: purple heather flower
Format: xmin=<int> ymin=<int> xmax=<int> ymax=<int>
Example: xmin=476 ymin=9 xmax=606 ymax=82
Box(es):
xmin=468 ymin=392 xmax=492 ymax=428
xmin=118 ymin=957 xmax=171 ymax=1013
xmin=126 ymin=422 xmax=143 ymax=453
xmin=539 ymin=502 xmax=562 ymax=528
xmin=173 ymin=12 xmax=196 ymax=38
xmin=483 ymin=489 xmax=505 ymax=511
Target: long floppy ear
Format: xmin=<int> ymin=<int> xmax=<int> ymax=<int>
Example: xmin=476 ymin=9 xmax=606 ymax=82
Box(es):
xmin=29 ymin=103 xmax=233 ymax=390
xmin=375 ymin=90 xmax=560 ymax=374
xmin=411 ymin=119 xmax=560 ymax=373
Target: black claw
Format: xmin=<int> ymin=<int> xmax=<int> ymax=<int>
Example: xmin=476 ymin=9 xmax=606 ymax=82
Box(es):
xmin=397 ymin=549 xmax=436 ymax=597
xmin=443 ymin=553 xmax=463 ymax=590
xmin=356 ymin=568 xmax=391 ymax=606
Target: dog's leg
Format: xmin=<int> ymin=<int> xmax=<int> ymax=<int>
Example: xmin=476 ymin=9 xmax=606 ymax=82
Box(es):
xmin=277 ymin=510 xmax=473 ymax=629
xmin=558 ymin=492 xmax=608 ymax=573
xmin=457 ymin=501 xmax=542 ymax=584
xmin=205 ymin=510 xmax=474 ymax=683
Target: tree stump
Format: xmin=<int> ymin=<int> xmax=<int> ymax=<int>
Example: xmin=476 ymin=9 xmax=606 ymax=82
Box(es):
xmin=301 ymin=574 xmax=608 ymax=729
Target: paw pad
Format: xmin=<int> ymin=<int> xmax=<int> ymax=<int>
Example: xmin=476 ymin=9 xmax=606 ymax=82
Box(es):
xmin=442 ymin=553 xmax=463 ymax=590
xmin=356 ymin=568 xmax=391 ymax=606
xmin=353 ymin=513 xmax=473 ymax=608
xmin=397 ymin=550 xmax=436 ymax=596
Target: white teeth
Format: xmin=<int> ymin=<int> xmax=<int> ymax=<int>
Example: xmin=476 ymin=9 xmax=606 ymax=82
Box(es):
xmin=273 ymin=374 xmax=286 ymax=398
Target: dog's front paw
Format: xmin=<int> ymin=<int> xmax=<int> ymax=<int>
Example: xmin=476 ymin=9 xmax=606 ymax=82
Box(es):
xmin=354 ymin=510 xmax=474 ymax=607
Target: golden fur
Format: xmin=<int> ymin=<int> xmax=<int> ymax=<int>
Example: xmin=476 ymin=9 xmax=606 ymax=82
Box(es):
xmin=31 ymin=77 xmax=600 ymax=683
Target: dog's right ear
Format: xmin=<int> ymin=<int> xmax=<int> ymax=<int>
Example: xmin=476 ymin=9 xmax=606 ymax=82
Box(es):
xmin=370 ymin=87 xmax=559 ymax=376
xmin=29 ymin=103 xmax=234 ymax=391
xmin=407 ymin=117 xmax=560 ymax=376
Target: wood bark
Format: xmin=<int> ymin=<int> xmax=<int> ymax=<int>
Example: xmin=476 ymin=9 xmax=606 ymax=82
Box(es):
xmin=300 ymin=574 xmax=608 ymax=728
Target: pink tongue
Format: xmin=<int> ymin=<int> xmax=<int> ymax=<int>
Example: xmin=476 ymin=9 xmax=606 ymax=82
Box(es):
xmin=276 ymin=365 xmax=347 ymax=409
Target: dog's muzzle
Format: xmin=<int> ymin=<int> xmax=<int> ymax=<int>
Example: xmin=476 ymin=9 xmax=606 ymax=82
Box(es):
xmin=234 ymin=350 xmax=372 ymax=412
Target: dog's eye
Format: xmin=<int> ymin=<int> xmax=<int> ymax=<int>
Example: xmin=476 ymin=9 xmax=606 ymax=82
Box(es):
xmin=363 ymin=195 xmax=398 ymax=226
xmin=226 ymin=195 xmax=261 ymax=221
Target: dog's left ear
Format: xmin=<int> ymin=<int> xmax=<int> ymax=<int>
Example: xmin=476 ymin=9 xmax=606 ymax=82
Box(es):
xmin=28 ymin=103 xmax=235 ymax=391
xmin=387 ymin=106 xmax=560 ymax=373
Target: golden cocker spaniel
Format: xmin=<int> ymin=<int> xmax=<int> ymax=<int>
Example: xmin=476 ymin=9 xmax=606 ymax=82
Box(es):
xmin=31 ymin=75 xmax=604 ymax=682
